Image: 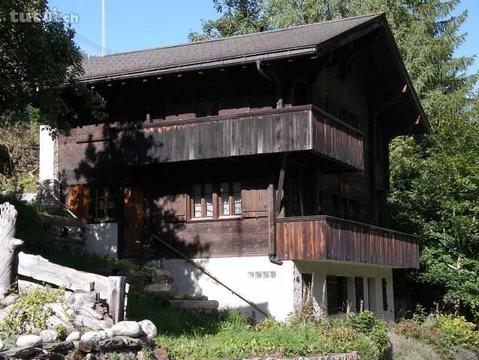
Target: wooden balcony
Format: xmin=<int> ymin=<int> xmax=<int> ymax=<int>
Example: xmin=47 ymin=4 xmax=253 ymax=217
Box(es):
xmin=58 ymin=105 xmax=364 ymax=183
xmin=275 ymin=216 xmax=419 ymax=268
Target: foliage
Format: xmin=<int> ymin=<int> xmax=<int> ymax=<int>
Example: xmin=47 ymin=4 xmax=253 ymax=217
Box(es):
xmin=0 ymin=0 xmax=105 ymax=131
xmin=348 ymin=310 xmax=390 ymax=354
xmin=393 ymin=315 xmax=479 ymax=359
xmin=156 ymin=311 xmax=380 ymax=360
xmin=0 ymin=287 xmax=63 ymax=334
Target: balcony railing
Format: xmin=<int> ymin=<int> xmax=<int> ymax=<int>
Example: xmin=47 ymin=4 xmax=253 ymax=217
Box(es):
xmin=58 ymin=105 xmax=364 ymax=182
xmin=275 ymin=215 xmax=418 ymax=268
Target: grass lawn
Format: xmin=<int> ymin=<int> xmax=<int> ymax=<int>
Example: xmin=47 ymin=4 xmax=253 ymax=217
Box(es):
xmin=127 ymin=291 xmax=388 ymax=360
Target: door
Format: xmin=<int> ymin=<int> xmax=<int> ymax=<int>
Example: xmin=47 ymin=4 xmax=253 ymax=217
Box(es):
xmin=123 ymin=186 xmax=144 ymax=256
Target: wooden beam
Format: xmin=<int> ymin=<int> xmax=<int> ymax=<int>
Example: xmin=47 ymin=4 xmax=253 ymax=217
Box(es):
xmin=267 ymin=184 xmax=276 ymax=257
xmin=275 ymin=155 xmax=287 ymax=216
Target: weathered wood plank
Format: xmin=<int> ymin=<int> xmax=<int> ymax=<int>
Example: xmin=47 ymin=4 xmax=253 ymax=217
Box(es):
xmin=275 ymin=216 xmax=418 ymax=268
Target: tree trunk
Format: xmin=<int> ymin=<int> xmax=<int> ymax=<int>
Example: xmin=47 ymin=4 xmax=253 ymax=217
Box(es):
xmin=0 ymin=202 xmax=23 ymax=298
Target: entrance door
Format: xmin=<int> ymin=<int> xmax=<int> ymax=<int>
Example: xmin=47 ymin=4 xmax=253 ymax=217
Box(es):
xmin=123 ymin=186 xmax=144 ymax=256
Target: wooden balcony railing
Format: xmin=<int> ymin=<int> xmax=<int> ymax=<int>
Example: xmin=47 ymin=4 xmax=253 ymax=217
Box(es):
xmin=58 ymin=105 xmax=364 ymax=183
xmin=275 ymin=215 xmax=418 ymax=268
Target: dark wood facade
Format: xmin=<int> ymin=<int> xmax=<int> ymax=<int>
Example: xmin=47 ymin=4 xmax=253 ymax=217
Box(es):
xmin=59 ymin=19 xmax=427 ymax=269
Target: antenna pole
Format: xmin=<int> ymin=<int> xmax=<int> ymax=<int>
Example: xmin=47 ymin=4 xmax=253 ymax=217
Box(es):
xmin=101 ymin=0 xmax=106 ymax=56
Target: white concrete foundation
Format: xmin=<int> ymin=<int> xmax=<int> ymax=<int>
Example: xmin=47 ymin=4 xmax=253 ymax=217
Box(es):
xmin=153 ymin=256 xmax=296 ymax=321
xmin=155 ymin=256 xmax=396 ymax=321
xmin=85 ymin=222 xmax=119 ymax=258
xmin=39 ymin=125 xmax=56 ymax=182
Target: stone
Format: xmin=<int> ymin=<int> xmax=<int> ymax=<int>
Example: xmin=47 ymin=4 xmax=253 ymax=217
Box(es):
xmin=0 ymin=293 xmax=18 ymax=307
xmin=0 ymin=339 xmax=3 ymax=350
xmin=78 ymin=340 xmax=100 ymax=353
xmin=1 ymin=346 xmax=43 ymax=359
xmin=139 ymin=319 xmax=158 ymax=338
xmin=97 ymin=337 xmax=125 ymax=351
xmin=81 ymin=331 xmax=102 ymax=342
xmin=97 ymin=328 xmax=114 ymax=340
xmin=111 ymin=321 xmax=143 ymax=338
xmin=16 ymin=334 xmax=43 ymax=347
xmin=45 ymin=314 xmax=75 ymax=333
xmin=66 ymin=331 xmax=81 ymax=342
xmin=40 ymin=329 xmax=58 ymax=343
xmin=65 ymin=292 xmax=97 ymax=310
xmin=74 ymin=314 xmax=113 ymax=331
xmin=44 ymin=341 xmax=74 ymax=353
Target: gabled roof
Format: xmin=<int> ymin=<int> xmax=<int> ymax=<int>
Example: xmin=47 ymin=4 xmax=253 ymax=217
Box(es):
xmin=80 ymin=14 xmax=380 ymax=82
xmin=79 ymin=13 xmax=430 ymax=132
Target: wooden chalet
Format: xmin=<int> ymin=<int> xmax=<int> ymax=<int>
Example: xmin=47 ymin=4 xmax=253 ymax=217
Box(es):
xmin=39 ymin=14 xmax=429 ymax=320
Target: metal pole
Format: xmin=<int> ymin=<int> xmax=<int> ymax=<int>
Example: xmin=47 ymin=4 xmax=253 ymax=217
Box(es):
xmin=101 ymin=0 xmax=106 ymax=56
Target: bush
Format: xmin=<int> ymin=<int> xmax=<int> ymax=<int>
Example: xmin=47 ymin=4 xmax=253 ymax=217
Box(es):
xmin=393 ymin=315 xmax=479 ymax=359
xmin=433 ymin=315 xmax=479 ymax=352
xmin=349 ymin=311 xmax=390 ymax=355
xmin=0 ymin=287 xmax=64 ymax=334
xmin=154 ymin=309 xmax=381 ymax=360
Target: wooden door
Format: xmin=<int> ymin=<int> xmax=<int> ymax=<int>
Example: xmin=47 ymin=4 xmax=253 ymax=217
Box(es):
xmin=123 ymin=186 xmax=144 ymax=256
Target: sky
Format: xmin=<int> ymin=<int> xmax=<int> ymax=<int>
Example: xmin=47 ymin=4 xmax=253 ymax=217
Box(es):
xmin=49 ymin=0 xmax=478 ymax=74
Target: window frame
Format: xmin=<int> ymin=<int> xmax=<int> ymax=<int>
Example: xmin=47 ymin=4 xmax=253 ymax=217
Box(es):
xmin=89 ymin=185 xmax=117 ymax=223
xmin=189 ymin=181 xmax=242 ymax=221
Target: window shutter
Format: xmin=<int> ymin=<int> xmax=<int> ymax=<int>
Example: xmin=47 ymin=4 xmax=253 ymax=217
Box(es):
xmin=155 ymin=194 xmax=187 ymax=222
xmin=66 ymin=185 xmax=91 ymax=219
xmin=241 ymin=187 xmax=268 ymax=218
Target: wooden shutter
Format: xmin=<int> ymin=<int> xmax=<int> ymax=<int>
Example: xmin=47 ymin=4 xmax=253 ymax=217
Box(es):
xmin=241 ymin=187 xmax=268 ymax=218
xmin=154 ymin=194 xmax=187 ymax=222
xmin=123 ymin=186 xmax=144 ymax=255
xmin=66 ymin=185 xmax=91 ymax=220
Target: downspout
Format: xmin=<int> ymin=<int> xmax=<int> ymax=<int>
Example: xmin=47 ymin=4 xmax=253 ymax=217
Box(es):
xmin=256 ymin=60 xmax=283 ymax=109
xmin=256 ymin=60 xmax=284 ymax=265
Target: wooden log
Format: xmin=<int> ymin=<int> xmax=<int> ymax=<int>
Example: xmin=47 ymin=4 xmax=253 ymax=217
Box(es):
xmin=17 ymin=252 xmax=128 ymax=321
xmin=0 ymin=202 xmax=23 ymax=298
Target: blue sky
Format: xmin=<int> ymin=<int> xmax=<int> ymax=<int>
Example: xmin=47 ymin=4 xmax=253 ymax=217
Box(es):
xmin=49 ymin=0 xmax=478 ymax=74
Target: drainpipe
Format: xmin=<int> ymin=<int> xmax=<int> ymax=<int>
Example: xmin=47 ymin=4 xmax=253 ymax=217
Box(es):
xmin=256 ymin=60 xmax=283 ymax=108
xmin=256 ymin=61 xmax=285 ymax=265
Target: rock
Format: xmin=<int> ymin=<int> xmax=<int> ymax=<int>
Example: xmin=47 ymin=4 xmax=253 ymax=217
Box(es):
xmin=0 ymin=293 xmax=18 ymax=307
xmin=45 ymin=314 xmax=75 ymax=333
xmin=16 ymin=334 xmax=43 ymax=347
xmin=98 ymin=328 xmax=114 ymax=340
xmin=81 ymin=331 xmax=102 ymax=342
xmin=44 ymin=341 xmax=75 ymax=354
xmin=65 ymin=292 xmax=97 ymax=310
xmin=40 ymin=329 xmax=58 ymax=343
xmin=139 ymin=319 xmax=158 ymax=338
xmin=78 ymin=340 xmax=100 ymax=353
xmin=111 ymin=321 xmax=143 ymax=338
xmin=0 ymin=339 xmax=3 ymax=350
xmin=97 ymin=337 xmax=125 ymax=351
xmin=1 ymin=346 xmax=43 ymax=359
xmin=74 ymin=314 xmax=113 ymax=331
xmin=66 ymin=331 xmax=81 ymax=342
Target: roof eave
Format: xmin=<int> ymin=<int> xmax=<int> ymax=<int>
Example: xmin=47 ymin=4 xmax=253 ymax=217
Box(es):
xmin=79 ymin=47 xmax=318 ymax=84
xmin=377 ymin=14 xmax=431 ymax=133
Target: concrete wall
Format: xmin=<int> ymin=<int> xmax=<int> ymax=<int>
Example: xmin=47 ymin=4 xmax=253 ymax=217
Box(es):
xmin=85 ymin=222 xmax=119 ymax=258
xmin=39 ymin=126 xmax=56 ymax=182
xmin=154 ymin=256 xmax=395 ymax=322
xmin=294 ymin=261 xmax=395 ymax=321
xmin=155 ymin=256 xmax=296 ymax=321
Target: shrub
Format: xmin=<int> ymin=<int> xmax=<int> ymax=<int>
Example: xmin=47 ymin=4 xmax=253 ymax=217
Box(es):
xmin=433 ymin=315 xmax=479 ymax=352
xmin=349 ymin=311 xmax=389 ymax=354
xmin=0 ymin=287 xmax=64 ymax=334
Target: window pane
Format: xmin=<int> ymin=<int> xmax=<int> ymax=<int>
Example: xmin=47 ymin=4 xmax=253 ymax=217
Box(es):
xmin=194 ymin=195 xmax=202 ymax=217
xmin=220 ymin=182 xmax=230 ymax=215
xmin=233 ymin=182 xmax=241 ymax=214
xmin=205 ymin=183 xmax=213 ymax=217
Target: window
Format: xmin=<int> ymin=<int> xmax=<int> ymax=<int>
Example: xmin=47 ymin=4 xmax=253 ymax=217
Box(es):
xmin=382 ymin=278 xmax=388 ymax=311
xmin=91 ymin=186 xmax=116 ymax=221
xmin=219 ymin=182 xmax=241 ymax=216
xmin=327 ymin=276 xmax=348 ymax=315
xmin=355 ymin=277 xmax=364 ymax=313
xmin=192 ymin=183 xmax=213 ymax=218
xmin=192 ymin=182 xmax=241 ymax=220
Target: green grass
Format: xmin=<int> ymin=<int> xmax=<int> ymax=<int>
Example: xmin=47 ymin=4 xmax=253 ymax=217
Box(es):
xmin=126 ymin=293 xmax=386 ymax=360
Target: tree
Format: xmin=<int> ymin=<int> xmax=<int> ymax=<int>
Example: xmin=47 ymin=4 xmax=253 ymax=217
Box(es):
xmin=196 ymin=0 xmax=479 ymax=320
xmin=0 ymin=0 xmax=105 ymax=132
